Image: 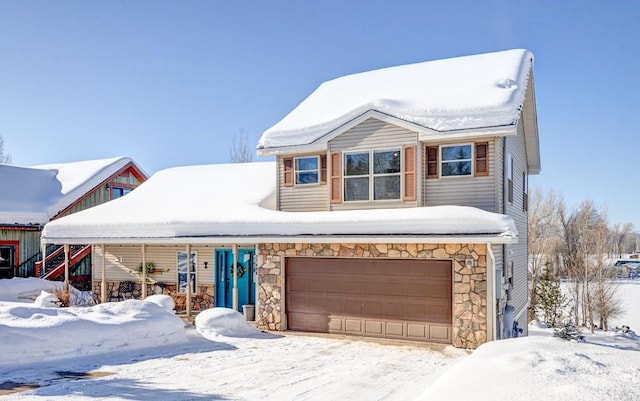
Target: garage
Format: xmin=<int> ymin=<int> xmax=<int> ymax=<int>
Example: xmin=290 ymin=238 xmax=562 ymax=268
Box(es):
xmin=285 ymin=257 xmax=452 ymax=343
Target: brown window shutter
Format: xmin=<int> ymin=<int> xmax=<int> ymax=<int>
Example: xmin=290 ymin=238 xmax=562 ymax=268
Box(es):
xmin=320 ymin=155 xmax=327 ymax=184
xmin=283 ymin=158 xmax=293 ymax=187
xmin=426 ymin=146 xmax=438 ymax=178
xmin=330 ymin=151 xmax=342 ymax=203
xmin=475 ymin=142 xmax=488 ymax=176
xmin=403 ymin=145 xmax=417 ymax=201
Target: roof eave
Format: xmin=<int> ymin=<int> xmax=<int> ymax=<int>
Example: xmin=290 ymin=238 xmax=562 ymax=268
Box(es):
xmin=41 ymin=234 xmax=517 ymax=246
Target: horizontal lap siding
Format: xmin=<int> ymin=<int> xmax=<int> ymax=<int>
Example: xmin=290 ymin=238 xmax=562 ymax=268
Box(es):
xmin=422 ymin=139 xmax=497 ymax=212
xmin=93 ymin=245 xmax=215 ymax=285
xmin=278 ymin=156 xmax=328 ymax=212
xmin=505 ymin=122 xmax=529 ymax=320
xmin=329 ymin=118 xmax=418 ymax=211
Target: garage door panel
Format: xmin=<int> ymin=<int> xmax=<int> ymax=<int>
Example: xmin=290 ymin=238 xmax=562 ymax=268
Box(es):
xmin=286 ymin=257 xmax=452 ymax=344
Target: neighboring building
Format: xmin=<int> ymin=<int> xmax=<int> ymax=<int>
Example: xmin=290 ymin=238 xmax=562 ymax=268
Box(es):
xmin=41 ymin=49 xmax=540 ymax=349
xmin=0 ymin=157 xmax=147 ymax=285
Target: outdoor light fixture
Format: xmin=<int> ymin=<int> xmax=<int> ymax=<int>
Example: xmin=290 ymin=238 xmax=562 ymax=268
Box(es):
xmin=203 ymin=261 xmax=208 ymax=269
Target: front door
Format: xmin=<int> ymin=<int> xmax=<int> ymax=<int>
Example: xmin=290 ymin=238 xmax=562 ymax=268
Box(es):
xmin=214 ymin=249 xmax=255 ymax=311
xmin=0 ymin=245 xmax=15 ymax=279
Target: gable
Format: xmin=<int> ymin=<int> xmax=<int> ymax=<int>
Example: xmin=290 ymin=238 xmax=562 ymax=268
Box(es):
xmin=258 ymin=49 xmax=534 ymax=153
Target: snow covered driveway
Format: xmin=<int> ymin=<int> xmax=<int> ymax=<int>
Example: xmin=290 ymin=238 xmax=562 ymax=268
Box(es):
xmin=1 ymin=329 xmax=468 ymax=401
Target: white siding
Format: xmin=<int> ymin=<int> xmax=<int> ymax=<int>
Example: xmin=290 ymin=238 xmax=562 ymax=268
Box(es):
xmin=422 ymin=139 xmax=498 ymax=212
xmin=92 ymin=245 xmax=216 ymax=286
xmin=278 ymin=155 xmax=328 ymax=212
xmin=504 ymin=120 xmax=530 ymax=324
xmin=329 ymin=118 xmax=418 ymax=211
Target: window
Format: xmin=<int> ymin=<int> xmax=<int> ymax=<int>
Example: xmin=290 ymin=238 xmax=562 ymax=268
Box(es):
xmin=295 ymin=156 xmax=319 ymax=185
xmin=111 ymin=186 xmax=132 ymax=199
xmin=177 ymin=251 xmax=197 ymax=293
xmin=523 ymin=171 xmax=528 ymax=212
xmin=507 ymin=154 xmax=514 ymax=204
xmin=441 ymin=145 xmax=472 ymax=177
xmin=344 ymin=149 xmax=401 ymax=201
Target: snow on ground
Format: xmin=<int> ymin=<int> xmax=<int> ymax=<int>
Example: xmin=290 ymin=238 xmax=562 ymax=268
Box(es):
xmin=0 ymin=278 xmax=639 ymax=400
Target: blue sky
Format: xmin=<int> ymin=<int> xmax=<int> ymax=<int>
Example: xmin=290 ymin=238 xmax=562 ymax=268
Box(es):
xmin=1 ymin=1 xmax=639 ymax=229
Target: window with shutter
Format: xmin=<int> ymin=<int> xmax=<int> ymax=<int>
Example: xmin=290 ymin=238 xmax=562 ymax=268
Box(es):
xmin=403 ymin=145 xmax=416 ymax=201
xmin=426 ymin=146 xmax=438 ymax=178
xmin=283 ymin=158 xmax=293 ymax=187
xmin=330 ymin=152 xmax=342 ymax=203
xmin=320 ymin=155 xmax=327 ymax=184
xmin=475 ymin=142 xmax=488 ymax=176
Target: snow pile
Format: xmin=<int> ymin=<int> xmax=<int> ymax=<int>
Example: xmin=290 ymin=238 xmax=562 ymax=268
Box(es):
xmin=42 ymin=162 xmax=517 ymax=241
xmin=34 ymin=290 xmax=62 ymax=307
xmin=0 ymin=157 xmax=138 ymax=225
xmin=258 ymin=49 xmax=533 ymax=149
xmin=0 ymin=299 xmax=188 ymax=367
xmin=144 ymin=294 xmax=175 ymax=312
xmin=195 ymin=307 xmax=262 ymax=338
xmin=0 ymin=277 xmax=92 ymax=306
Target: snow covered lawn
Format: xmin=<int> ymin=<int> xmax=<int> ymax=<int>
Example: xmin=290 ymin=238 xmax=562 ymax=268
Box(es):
xmin=1 ymin=278 xmax=639 ymax=400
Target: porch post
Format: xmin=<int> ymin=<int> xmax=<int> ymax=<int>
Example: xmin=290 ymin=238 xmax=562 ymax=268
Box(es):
xmin=186 ymin=244 xmax=192 ymax=317
xmin=232 ymin=244 xmax=238 ymax=311
xmin=101 ymin=244 xmax=107 ymax=303
xmin=141 ymin=244 xmax=147 ymax=299
xmin=63 ymin=244 xmax=70 ymax=292
xmin=40 ymin=240 xmax=46 ymax=278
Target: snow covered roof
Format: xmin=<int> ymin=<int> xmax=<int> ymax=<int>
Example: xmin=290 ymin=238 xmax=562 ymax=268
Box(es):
xmin=42 ymin=162 xmax=517 ymax=244
xmin=0 ymin=157 xmax=142 ymax=226
xmin=258 ymin=49 xmax=534 ymax=151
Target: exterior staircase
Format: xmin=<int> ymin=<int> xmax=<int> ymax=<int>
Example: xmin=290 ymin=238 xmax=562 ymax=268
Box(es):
xmin=35 ymin=244 xmax=92 ymax=280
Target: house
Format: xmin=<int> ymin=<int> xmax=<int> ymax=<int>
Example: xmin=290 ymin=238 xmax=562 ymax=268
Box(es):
xmin=0 ymin=157 xmax=147 ymax=288
xmin=41 ymin=49 xmax=540 ymax=349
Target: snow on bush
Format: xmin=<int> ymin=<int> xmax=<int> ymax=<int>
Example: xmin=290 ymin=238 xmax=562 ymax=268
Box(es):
xmin=195 ymin=307 xmax=261 ymax=338
xmin=34 ymin=290 xmax=61 ymax=307
xmin=144 ymin=294 xmax=175 ymax=312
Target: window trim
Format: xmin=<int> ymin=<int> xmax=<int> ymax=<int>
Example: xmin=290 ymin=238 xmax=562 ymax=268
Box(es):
xmin=507 ymin=153 xmax=514 ymax=205
xmin=343 ymin=147 xmax=402 ymax=202
xmin=177 ymin=251 xmax=197 ymax=294
xmin=439 ymin=143 xmax=474 ymax=178
xmin=294 ymin=155 xmax=320 ymax=186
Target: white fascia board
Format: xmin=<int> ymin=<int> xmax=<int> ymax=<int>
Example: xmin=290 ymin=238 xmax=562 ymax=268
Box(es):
xmin=257 ymin=110 xmax=437 ymax=157
xmin=42 ymin=234 xmax=517 ymax=246
xmin=419 ymin=125 xmax=517 ymax=143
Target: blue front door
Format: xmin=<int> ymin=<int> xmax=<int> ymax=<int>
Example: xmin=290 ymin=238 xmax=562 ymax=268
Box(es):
xmin=214 ymin=248 xmax=255 ymax=311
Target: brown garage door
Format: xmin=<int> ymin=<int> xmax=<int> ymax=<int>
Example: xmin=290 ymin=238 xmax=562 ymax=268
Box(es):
xmin=285 ymin=257 xmax=452 ymax=343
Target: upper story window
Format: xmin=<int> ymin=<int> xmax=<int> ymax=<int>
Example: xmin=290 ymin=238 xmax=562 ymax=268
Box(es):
xmin=426 ymin=142 xmax=488 ymax=179
xmin=441 ymin=144 xmax=472 ymax=177
xmin=344 ymin=149 xmax=401 ymax=201
xmin=111 ymin=186 xmax=132 ymax=199
xmin=295 ymin=156 xmax=319 ymax=185
xmin=507 ymin=153 xmax=514 ymax=204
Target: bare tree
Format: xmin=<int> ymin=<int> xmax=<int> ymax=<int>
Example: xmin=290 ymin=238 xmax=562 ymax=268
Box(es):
xmin=610 ymin=223 xmax=636 ymax=257
xmin=229 ymin=128 xmax=254 ymax=163
xmin=559 ymin=201 xmax=621 ymax=333
xmin=0 ymin=134 xmax=12 ymax=164
xmin=528 ymin=187 xmax=561 ymax=321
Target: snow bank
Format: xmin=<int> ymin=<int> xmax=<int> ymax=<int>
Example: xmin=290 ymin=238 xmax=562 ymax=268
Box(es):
xmin=417 ymin=334 xmax=640 ymax=400
xmin=0 ymin=299 xmax=188 ymax=367
xmin=195 ymin=307 xmax=262 ymax=338
xmin=144 ymin=294 xmax=175 ymax=312
xmin=258 ymin=49 xmax=533 ymax=149
xmin=0 ymin=277 xmax=92 ymax=305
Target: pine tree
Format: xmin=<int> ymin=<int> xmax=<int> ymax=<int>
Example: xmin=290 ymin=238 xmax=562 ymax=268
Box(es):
xmin=535 ymin=264 xmax=567 ymax=327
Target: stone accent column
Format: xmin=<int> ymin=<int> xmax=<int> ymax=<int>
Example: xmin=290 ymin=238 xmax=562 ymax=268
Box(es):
xmin=256 ymin=242 xmax=488 ymax=349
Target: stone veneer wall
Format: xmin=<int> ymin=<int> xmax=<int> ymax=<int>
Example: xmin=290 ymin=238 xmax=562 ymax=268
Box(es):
xmin=256 ymin=242 xmax=488 ymax=349
xmin=93 ymin=281 xmax=214 ymax=312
